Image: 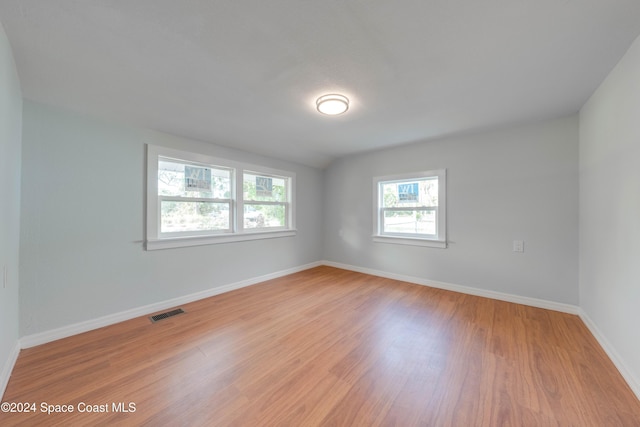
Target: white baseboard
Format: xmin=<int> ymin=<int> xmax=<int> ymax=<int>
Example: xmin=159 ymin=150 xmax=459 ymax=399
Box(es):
xmin=12 ymin=259 xmax=640 ymax=402
xmin=1 ymin=340 xmax=20 ymax=399
xmin=322 ymin=260 xmax=640 ymax=401
xmin=18 ymin=260 xmax=578 ymax=349
xmin=322 ymin=260 xmax=580 ymax=314
xmin=19 ymin=261 xmax=323 ymax=349
xmin=578 ymin=309 xmax=640 ymax=400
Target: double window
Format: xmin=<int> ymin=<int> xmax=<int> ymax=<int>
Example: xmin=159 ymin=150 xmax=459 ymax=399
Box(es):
xmin=373 ymin=170 xmax=446 ymax=248
xmin=146 ymin=145 xmax=295 ymax=250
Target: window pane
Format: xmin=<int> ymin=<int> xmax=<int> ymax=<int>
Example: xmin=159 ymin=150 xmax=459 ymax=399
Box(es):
xmin=381 ymin=178 xmax=438 ymax=208
xmin=158 ymin=160 xmax=231 ymax=199
xmin=243 ymin=173 xmax=287 ymax=202
xmin=383 ymin=210 xmax=436 ymax=235
xmin=161 ymin=201 xmax=230 ymax=233
xmin=244 ymin=204 xmax=286 ymax=229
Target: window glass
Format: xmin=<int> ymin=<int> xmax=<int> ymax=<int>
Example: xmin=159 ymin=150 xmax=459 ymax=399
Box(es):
xmin=374 ymin=170 xmax=446 ymax=248
xmin=146 ymin=145 xmax=296 ymax=250
xmin=161 ymin=201 xmax=230 ymax=233
xmin=158 ymin=160 xmax=231 ymax=199
xmin=243 ymin=204 xmax=286 ymax=229
xmin=243 ymin=172 xmax=287 ymax=202
xmin=383 ymin=209 xmax=436 ymax=235
xmin=381 ymin=179 xmax=438 ymax=208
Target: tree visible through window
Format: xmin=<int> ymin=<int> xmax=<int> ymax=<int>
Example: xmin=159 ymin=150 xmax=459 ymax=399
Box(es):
xmin=243 ymin=172 xmax=289 ymax=229
xmin=158 ymin=160 xmax=232 ymax=234
xmin=374 ymin=170 xmax=446 ymax=248
xmin=146 ymin=145 xmax=296 ymax=250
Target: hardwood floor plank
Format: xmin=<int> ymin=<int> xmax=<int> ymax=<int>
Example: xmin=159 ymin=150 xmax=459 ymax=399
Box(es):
xmin=1 ymin=266 xmax=639 ymax=426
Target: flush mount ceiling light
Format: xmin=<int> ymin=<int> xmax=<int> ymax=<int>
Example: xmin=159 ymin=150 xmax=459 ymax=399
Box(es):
xmin=316 ymin=94 xmax=349 ymax=115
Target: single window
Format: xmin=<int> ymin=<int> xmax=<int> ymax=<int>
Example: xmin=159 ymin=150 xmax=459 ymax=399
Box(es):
xmin=158 ymin=160 xmax=233 ymax=236
xmin=373 ymin=170 xmax=446 ymax=248
xmin=242 ymin=172 xmax=291 ymax=231
xmin=146 ymin=145 xmax=295 ymax=250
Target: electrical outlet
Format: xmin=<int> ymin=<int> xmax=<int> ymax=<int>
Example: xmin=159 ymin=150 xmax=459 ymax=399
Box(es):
xmin=513 ymin=240 xmax=524 ymax=253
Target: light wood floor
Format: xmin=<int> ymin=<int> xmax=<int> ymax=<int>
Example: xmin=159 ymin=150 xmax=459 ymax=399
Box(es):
xmin=2 ymin=266 xmax=639 ymax=426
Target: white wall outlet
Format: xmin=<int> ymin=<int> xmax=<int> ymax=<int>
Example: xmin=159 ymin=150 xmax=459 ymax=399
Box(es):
xmin=513 ymin=240 xmax=524 ymax=253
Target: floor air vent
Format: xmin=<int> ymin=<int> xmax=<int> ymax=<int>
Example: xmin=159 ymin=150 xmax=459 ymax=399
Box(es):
xmin=150 ymin=308 xmax=185 ymax=323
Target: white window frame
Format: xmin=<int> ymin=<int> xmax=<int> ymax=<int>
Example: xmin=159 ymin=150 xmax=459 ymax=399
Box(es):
xmin=373 ymin=169 xmax=447 ymax=249
xmin=240 ymin=170 xmax=292 ymax=234
xmin=146 ymin=145 xmax=296 ymax=250
xmin=157 ymin=162 xmax=234 ymax=239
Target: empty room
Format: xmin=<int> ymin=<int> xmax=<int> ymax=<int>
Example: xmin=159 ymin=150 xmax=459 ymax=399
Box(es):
xmin=1 ymin=1 xmax=640 ymax=425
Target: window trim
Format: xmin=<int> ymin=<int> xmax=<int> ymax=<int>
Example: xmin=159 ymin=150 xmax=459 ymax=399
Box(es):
xmin=372 ymin=169 xmax=447 ymax=249
xmin=146 ymin=145 xmax=296 ymax=250
xmin=240 ymin=169 xmax=293 ymax=234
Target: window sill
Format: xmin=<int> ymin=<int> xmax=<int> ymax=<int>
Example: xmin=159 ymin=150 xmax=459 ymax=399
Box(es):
xmin=146 ymin=229 xmax=297 ymax=251
xmin=372 ymin=235 xmax=447 ymax=249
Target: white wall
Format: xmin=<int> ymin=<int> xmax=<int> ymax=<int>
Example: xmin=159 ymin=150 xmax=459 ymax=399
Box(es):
xmin=579 ymin=34 xmax=640 ymax=393
xmin=323 ymin=116 xmax=579 ymax=304
xmin=19 ymin=101 xmax=324 ymax=336
xmin=0 ymin=22 xmax=22 ymax=394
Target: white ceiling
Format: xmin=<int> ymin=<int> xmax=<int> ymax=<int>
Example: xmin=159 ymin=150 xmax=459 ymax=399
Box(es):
xmin=2 ymin=1 xmax=640 ymax=169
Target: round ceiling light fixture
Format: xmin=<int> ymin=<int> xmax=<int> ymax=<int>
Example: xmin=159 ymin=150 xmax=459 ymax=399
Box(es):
xmin=316 ymin=94 xmax=349 ymax=115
